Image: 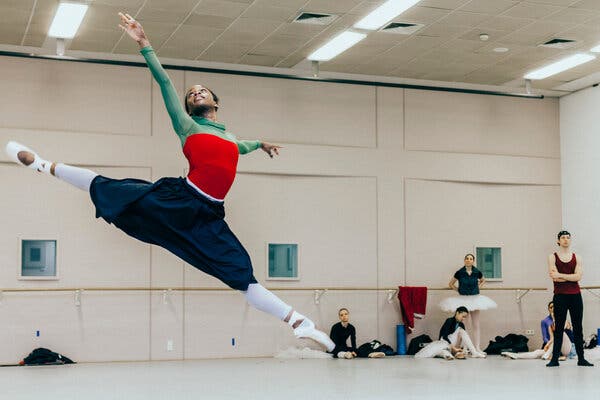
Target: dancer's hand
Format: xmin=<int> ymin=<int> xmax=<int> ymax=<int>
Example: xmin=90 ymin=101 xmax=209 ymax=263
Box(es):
xmin=543 ymin=342 xmax=551 ymax=352
xmin=260 ymin=142 xmax=282 ymax=158
xmin=118 ymin=12 xmax=150 ymax=48
xmin=549 ymin=269 xmax=562 ymax=280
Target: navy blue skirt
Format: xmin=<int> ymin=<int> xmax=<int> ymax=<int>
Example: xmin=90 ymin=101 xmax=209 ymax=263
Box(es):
xmin=89 ymin=176 xmax=257 ymax=291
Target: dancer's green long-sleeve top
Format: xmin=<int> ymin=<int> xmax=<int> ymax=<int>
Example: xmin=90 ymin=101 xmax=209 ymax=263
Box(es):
xmin=141 ymin=46 xmax=261 ymax=199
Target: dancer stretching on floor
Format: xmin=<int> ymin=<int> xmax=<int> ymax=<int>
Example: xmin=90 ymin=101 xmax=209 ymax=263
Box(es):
xmin=415 ymin=306 xmax=486 ymax=360
xmin=502 ymin=302 xmax=571 ymax=361
xmin=4 ymin=12 xmax=334 ymax=352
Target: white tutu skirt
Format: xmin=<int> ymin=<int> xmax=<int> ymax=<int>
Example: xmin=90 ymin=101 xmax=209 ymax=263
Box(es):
xmin=439 ymin=294 xmax=497 ymax=312
xmin=415 ymin=340 xmax=449 ymax=358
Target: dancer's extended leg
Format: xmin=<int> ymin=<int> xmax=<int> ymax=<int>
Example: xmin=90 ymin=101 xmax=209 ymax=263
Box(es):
xmin=502 ymin=349 xmax=545 ymax=359
xmin=243 ymin=283 xmax=334 ymax=351
xmin=6 ymin=141 xmax=97 ymax=191
xmin=6 ymin=141 xmax=334 ymax=352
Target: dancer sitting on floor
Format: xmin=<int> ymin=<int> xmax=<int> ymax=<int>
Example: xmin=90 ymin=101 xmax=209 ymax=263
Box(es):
xmin=541 ymin=301 xmax=574 ymax=349
xmin=330 ymin=308 xmax=358 ymax=359
xmin=415 ymin=306 xmax=486 ymax=360
xmin=3 ymin=12 xmax=334 ymax=352
xmin=502 ymin=303 xmax=571 ymax=360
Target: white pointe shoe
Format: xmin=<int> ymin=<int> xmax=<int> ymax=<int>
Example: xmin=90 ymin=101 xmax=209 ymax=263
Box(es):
xmin=5 ymin=141 xmax=45 ymax=171
xmin=293 ymin=319 xmax=335 ymax=352
xmin=471 ymin=351 xmax=487 ymax=358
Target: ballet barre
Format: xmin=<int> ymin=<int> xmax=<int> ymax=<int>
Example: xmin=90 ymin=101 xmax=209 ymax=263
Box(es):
xmin=0 ymin=286 xmax=548 ymax=305
xmin=0 ymin=287 xmax=402 ymax=306
xmin=581 ymin=286 xmax=600 ymax=300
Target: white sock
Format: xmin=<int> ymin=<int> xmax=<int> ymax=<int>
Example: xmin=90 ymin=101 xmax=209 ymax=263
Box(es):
xmin=33 ymin=157 xmax=52 ymax=174
xmin=243 ymin=283 xmax=292 ymax=320
xmin=242 ymin=284 xmax=334 ymax=352
xmin=54 ymin=163 xmax=99 ymax=192
xmin=457 ymin=328 xmax=482 ymax=356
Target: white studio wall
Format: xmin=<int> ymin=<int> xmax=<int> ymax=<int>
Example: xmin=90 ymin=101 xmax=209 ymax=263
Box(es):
xmin=0 ymin=53 xmax=563 ymax=363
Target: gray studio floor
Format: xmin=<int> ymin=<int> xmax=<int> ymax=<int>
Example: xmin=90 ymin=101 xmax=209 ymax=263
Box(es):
xmin=0 ymin=355 xmax=596 ymax=400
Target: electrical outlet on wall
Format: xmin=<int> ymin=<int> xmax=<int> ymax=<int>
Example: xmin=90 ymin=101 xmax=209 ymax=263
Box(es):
xmin=525 ymin=329 xmax=535 ymax=336
xmin=167 ymin=339 xmax=174 ymax=351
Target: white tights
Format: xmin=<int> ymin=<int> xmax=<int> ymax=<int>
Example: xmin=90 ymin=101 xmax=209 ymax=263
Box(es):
xmin=469 ymin=310 xmax=482 ymax=351
xmin=54 ymin=163 xmax=98 ymax=192
xmin=448 ymin=328 xmax=480 ymax=356
xmin=243 ymin=283 xmax=292 ymax=320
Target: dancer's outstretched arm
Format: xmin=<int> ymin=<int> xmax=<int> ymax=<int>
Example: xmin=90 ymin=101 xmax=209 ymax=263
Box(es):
xmin=119 ymin=12 xmax=193 ymax=144
xmin=227 ymin=131 xmax=282 ymax=157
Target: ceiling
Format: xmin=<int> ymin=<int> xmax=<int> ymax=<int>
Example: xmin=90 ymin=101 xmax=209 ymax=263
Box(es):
xmin=3 ymin=0 xmax=600 ymax=94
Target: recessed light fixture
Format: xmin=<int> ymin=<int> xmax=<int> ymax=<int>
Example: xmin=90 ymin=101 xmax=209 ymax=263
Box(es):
xmin=493 ymin=47 xmax=509 ymax=53
xmin=354 ymin=0 xmax=422 ymax=31
xmin=524 ymin=53 xmax=596 ymax=80
xmin=48 ymin=2 xmax=89 ymax=39
xmin=308 ymin=30 xmax=367 ymax=62
xmin=479 ymin=33 xmax=489 ymax=41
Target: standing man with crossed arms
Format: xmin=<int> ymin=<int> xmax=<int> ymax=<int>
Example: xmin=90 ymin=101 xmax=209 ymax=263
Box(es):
xmin=546 ymin=230 xmax=593 ymax=367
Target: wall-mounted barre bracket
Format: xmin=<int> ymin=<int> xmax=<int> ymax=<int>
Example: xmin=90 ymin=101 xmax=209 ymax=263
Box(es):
xmin=314 ymin=289 xmax=327 ymax=305
xmin=74 ymin=289 xmax=82 ymax=306
xmin=387 ymin=289 xmax=398 ymax=303
xmin=515 ymin=289 xmax=531 ymax=303
xmin=584 ymin=288 xmax=600 ymax=300
xmin=163 ymin=289 xmax=173 ymax=305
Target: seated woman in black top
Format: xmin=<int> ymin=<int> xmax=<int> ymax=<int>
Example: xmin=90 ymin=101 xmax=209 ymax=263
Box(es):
xmin=329 ymin=308 xmax=357 ymax=359
xmin=415 ymin=306 xmax=486 ymax=359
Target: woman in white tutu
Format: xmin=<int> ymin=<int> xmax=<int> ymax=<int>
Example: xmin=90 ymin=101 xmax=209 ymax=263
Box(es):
xmin=415 ymin=306 xmax=486 ymax=359
xmin=440 ymin=253 xmax=497 ymax=353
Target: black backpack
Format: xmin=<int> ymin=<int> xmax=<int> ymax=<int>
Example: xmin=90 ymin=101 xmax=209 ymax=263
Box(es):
xmin=407 ymin=334 xmax=433 ymax=355
xmin=484 ymin=334 xmax=529 ymax=354
xmin=356 ymin=340 xmax=395 ymax=357
xmin=21 ymin=348 xmax=75 ymax=365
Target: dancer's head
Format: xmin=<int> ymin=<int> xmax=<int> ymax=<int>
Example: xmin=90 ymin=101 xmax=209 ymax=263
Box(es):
xmin=184 ymin=85 xmax=219 ymax=117
xmin=464 ymin=253 xmax=475 ymax=267
xmin=338 ymin=308 xmax=350 ymax=323
xmin=547 ymin=301 xmax=554 ymax=316
xmin=557 ymin=230 xmax=570 ymax=247
xmin=454 ymin=306 xmax=469 ymax=322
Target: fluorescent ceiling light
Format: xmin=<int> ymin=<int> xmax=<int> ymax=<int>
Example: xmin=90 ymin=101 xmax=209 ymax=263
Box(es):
xmin=48 ymin=3 xmax=89 ymax=39
xmin=354 ymin=0 xmax=422 ymax=30
xmin=308 ymin=30 xmax=367 ymax=61
xmin=524 ymin=53 xmax=596 ymax=80
xmin=590 ymin=44 xmax=600 ymax=53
